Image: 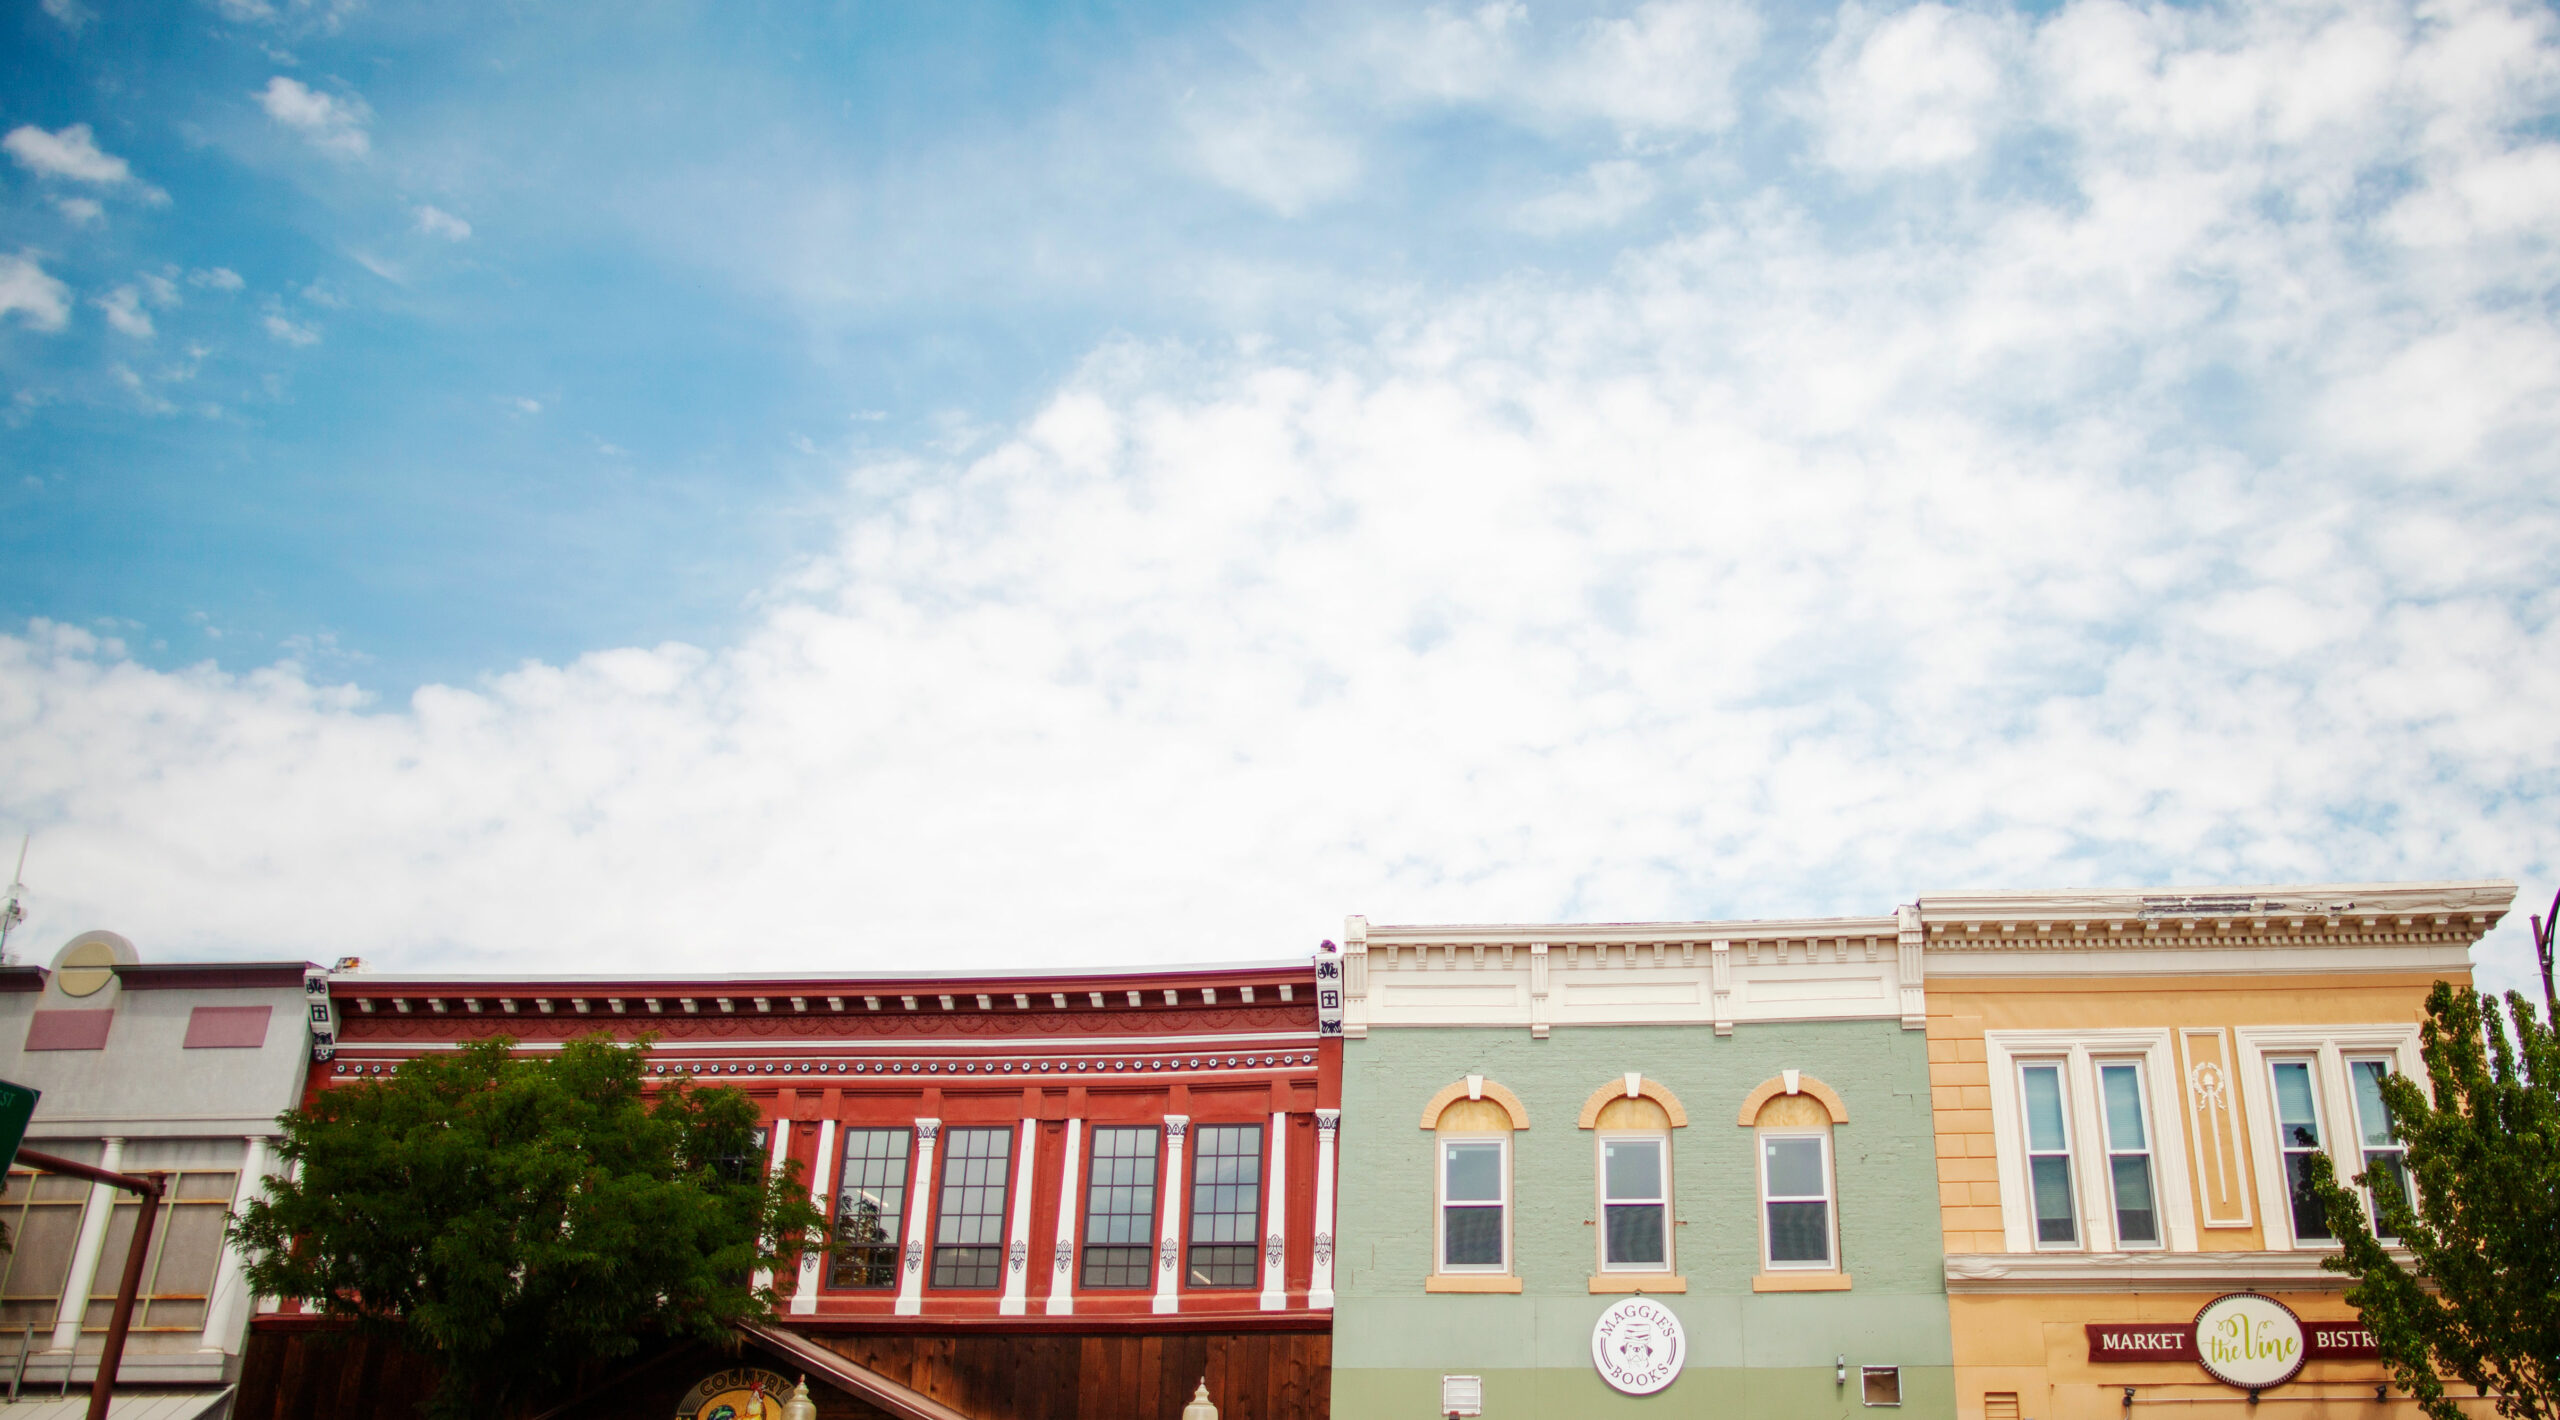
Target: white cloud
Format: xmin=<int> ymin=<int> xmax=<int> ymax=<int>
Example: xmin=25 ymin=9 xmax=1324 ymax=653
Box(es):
xmin=0 ymin=0 xmax=2554 ymax=1001
xmin=263 ymin=312 xmax=320 ymax=345
xmin=1818 ymin=3 xmax=2013 ymax=171
xmin=0 ymin=253 xmax=72 ymax=332
xmin=414 ymin=204 xmax=472 ymax=241
xmin=189 ymin=267 xmax=246 ymax=292
xmin=1514 ymin=158 xmax=1658 ymax=234
xmin=1367 ymin=0 xmax=1761 ymax=134
xmin=3 ymin=123 xmax=133 ymax=185
xmin=510 ymin=396 xmax=541 ymax=414
xmin=255 ymin=76 xmax=370 ymax=157
xmin=40 ymin=0 xmax=94 ymax=32
xmin=97 ymin=285 xmax=153 ymax=338
xmin=53 ymin=197 xmax=103 ymax=227
xmin=1184 ymin=79 xmax=1363 ymax=216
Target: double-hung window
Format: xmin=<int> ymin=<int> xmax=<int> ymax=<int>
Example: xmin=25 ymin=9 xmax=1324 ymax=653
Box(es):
xmin=1759 ymin=1131 xmax=1834 ymax=1269
xmin=2097 ymin=1062 xmax=2159 ymax=1247
xmin=1439 ymin=1137 xmax=1508 ymax=1272
xmin=931 ymin=1127 xmax=1013 ymax=1288
xmin=1186 ymin=1124 xmax=1263 ymax=1288
xmin=2269 ymin=1059 xmax=2330 ymax=1242
xmin=1600 ymin=1135 xmax=1668 ymax=1270
xmin=830 ymin=1128 xmax=912 ymax=1288
xmin=2019 ymin=1062 xmax=2077 ymax=1247
xmin=2347 ymin=1059 xmax=2409 ymax=1239
xmin=1081 ymin=1126 xmax=1159 ymax=1288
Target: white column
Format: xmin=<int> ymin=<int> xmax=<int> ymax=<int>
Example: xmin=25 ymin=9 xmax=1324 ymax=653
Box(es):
xmin=895 ymin=1120 xmax=939 ymax=1316
xmin=199 ymin=1136 xmax=270 ymax=1352
xmin=1258 ymin=1111 xmax=1289 ymax=1310
xmin=791 ymin=1119 xmax=837 ymax=1315
xmin=752 ymin=1120 xmax=791 ymax=1298
xmin=1045 ymin=1118 xmax=1083 ymax=1316
xmin=51 ymin=1136 xmax=123 ymax=1353
xmin=1152 ymin=1115 xmax=1188 ymax=1315
xmin=998 ymin=1117 xmax=1039 ymax=1316
xmin=1308 ymin=1110 xmax=1339 ymax=1309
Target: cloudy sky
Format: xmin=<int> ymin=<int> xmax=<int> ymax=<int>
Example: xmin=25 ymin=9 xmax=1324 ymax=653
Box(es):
xmin=1 ymin=0 xmax=2554 ymax=988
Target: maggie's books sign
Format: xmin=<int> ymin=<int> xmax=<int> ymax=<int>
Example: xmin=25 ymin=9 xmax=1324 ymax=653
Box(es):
xmin=2088 ymin=1294 xmax=2378 ymax=1390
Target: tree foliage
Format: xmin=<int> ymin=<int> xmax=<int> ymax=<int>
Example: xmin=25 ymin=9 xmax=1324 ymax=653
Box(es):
xmin=2305 ymin=982 xmax=2560 ymax=1420
xmin=233 ymin=1033 xmax=827 ymax=1420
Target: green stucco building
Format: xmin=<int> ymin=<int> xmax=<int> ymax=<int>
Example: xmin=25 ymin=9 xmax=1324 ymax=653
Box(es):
xmin=1328 ymin=911 xmax=1954 ymax=1419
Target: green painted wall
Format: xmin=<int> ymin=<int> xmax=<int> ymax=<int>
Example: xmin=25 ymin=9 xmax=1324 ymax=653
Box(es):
xmin=1332 ymin=1021 xmax=1952 ymax=1419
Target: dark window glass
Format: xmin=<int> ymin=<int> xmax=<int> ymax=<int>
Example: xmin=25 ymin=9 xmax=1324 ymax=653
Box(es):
xmin=1761 ymin=1135 xmax=1832 ymax=1267
xmin=1186 ymin=1124 xmax=1263 ymax=1288
xmin=931 ymin=1127 xmax=1013 ymax=1288
xmin=1441 ymin=1141 xmax=1505 ymax=1269
xmin=2272 ymin=1061 xmax=2331 ymax=1241
xmin=1081 ymin=1127 xmax=1160 ymax=1288
xmin=830 ymin=1129 xmax=911 ymax=1288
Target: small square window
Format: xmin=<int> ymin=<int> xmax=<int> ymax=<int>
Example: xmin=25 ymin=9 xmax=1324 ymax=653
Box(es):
xmin=1861 ymin=1366 xmax=1901 ymax=1407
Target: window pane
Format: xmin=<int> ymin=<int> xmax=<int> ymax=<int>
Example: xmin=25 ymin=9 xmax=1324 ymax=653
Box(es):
xmin=1443 ymin=1206 xmax=1502 ymax=1267
xmin=1603 ymin=1139 xmax=1661 ymax=1202
xmin=1763 ymin=1137 xmax=1824 ymax=1197
xmin=2029 ymin=1156 xmax=2077 ymax=1244
xmin=2366 ymin=1151 xmax=2410 ymax=1241
xmin=1604 ymin=1204 xmax=1665 ymax=1267
xmin=1444 ymin=1142 xmax=1503 ymax=1203
xmin=150 ymin=1203 xmax=227 ymax=1301
xmin=1082 ymin=1127 xmax=1160 ymax=1288
xmin=2100 ymin=1065 xmax=2146 ymax=1149
xmin=1766 ymin=1200 xmax=1830 ymax=1264
xmin=2022 ymin=1065 xmax=2068 ymax=1151
xmin=2283 ymin=1152 xmax=2331 ymax=1240
xmin=1187 ymin=1125 xmax=1263 ymax=1288
xmin=931 ymin=1127 xmax=1013 ymax=1288
xmin=2350 ymin=1061 xmax=2395 ymax=1148
xmin=2272 ymin=1061 xmax=2321 ymax=1147
xmin=831 ymin=1128 xmax=911 ymax=1289
xmin=2110 ymin=1156 xmax=2157 ymax=1245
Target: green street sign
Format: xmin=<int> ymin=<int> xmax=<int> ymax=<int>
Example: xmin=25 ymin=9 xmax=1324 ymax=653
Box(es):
xmin=0 ymin=1079 xmax=38 ymax=1174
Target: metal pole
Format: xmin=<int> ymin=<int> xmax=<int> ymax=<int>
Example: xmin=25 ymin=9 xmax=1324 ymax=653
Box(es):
xmin=14 ymin=1149 xmax=165 ymax=1420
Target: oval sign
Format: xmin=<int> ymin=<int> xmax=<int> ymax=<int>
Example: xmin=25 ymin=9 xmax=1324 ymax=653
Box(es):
xmin=2194 ymin=1292 xmax=2307 ymax=1390
xmin=672 ymin=1366 xmax=792 ymax=1420
xmin=1591 ymin=1296 xmax=1687 ymax=1396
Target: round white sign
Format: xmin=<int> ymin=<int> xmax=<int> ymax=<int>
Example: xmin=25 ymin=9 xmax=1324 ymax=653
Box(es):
xmin=1591 ymin=1296 xmax=1687 ymax=1396
xmin=2194 ymin=1293 xmax=2307 ymax=1390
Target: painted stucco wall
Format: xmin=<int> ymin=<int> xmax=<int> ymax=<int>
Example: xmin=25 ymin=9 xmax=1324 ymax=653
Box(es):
xmin=1333 ymin=1020 xmax=1953 ymax=1419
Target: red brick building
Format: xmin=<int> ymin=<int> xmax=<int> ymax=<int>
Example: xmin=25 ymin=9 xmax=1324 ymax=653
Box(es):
xmin=239 ymin=957 xmax=1341 ymax=1420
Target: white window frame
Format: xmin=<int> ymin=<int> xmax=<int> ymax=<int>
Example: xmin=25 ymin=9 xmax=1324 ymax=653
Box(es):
xmin=1983 ymin=1029 xmax=2199 ymax=1253
xmin=2232 ymin=1025 xmax=2423 ymax=1250
xmin=1435 ymin=1133 xmax=1511 ymax=1276
xmin=1755 ymin=1126 xmax=1838 ymax=1272
xmin=1595 ymin=1128 xmax=1673 ymax=1273
xmin=2344 ymin=1055 xmax=2411 ymax=1238
xmin=2093 ymin=1058 xmax=2163 ymax=1251
xmin=2016 ymin=1059 xmax=2079 ymax=1250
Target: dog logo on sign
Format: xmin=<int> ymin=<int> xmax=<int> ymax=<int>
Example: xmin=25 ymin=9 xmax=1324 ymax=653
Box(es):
xmin=1591 ymin=1297 xmax=1687 ymax=1396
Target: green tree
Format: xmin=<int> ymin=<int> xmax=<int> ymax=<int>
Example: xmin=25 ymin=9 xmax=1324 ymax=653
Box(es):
xmin=234 ymin=1033 xmax=828 ymax=1420
xmin=2304 ymin=982 xmax=2559 ymax=1420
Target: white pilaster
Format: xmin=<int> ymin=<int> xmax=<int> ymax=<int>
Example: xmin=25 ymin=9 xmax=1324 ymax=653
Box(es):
xmin=791 ymin=1119 xmax=837 ymax=1315
xmin=1045 ymin=1118 xmax=1082 ymax=1316
xmin=998 ymin=1117 xmax=1038 ymax=1316
xmin=895 ymin=1120 xmax=939 ymax=1316
xmin=1152 ymin=1115 xmax=1188 ymax=1314
xmin=199 ymin=1136 xmax=270 ymax=1352
xmin=51 ymin=1136 xmax=123 ymax=1353
xmin=1308 ymin=1110 xmax=1339 ymax=1309
xmin=1257 ymin=1111 xmax=1288 ymax=1311
xmin=752 ymin=1119 xmax=791 ymax=1297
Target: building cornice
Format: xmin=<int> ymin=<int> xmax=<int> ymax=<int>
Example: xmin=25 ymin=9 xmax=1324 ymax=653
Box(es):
xmin=1944 ymin=1250 xmax=2366 ymax=1294
xmin=1918 ymin=881 xmax=2511 ymax=978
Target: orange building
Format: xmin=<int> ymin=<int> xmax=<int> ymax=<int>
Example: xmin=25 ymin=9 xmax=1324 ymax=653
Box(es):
xmin=1917 ymin=881 xmax=2515 ymax=1420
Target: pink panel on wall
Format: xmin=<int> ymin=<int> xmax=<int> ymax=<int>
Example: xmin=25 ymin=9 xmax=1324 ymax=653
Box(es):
xmin=25 ymin=1009 xmax=113 ymax=1051
xmin=183 ymin=1005 xmax=273 ymax=1049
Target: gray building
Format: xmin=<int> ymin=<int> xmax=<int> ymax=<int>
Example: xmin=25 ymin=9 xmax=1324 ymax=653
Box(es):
xmin=0 ymin=929 xmax=319 ymax=1410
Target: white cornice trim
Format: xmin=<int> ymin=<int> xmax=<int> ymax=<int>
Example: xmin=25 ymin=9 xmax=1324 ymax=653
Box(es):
xmin=1943 ymin=1250 xmax=2363 ymax=1293
xmin=1918 ymin=880 xmax=2513 ymax=921
xmin=1927 ymin=945 xmax=2477 ymax=978
xmin=1359 ymin=916 xmax=1901 ymax=946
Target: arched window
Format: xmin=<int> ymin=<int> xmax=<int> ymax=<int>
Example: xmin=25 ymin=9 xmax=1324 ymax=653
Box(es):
xmin=1420 ymin=1077 xmax=1527 ymax=1289
xmin=1577 ymin=1073 xmax=1688 ymax=1281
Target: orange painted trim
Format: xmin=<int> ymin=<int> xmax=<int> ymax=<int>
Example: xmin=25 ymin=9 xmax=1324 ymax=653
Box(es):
xmin=1425 ymin=1274 xmax=1523 ymax=1293
xmin=1735 ymin=1074 xmax=1849 ymax=1125
xmin=1418 ymin=1078 xmax=1531 ymax=1130
xmin=1575 ymin=1075 xmax=1690 ymax=1128
xmin=1752 ymin=1272 xmax=1852 ymax=1292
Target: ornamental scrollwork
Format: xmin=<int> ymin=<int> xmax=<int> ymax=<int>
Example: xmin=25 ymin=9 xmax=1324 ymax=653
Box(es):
xmin=1312 ymin=1232 xmax=1333 ymax=1265
xmin=1159 ymin=1239 xmax=1179 ymax=1272
xmin=1264 ymin=1233 xmax=1284 ymax=1266
xmin=1054 ymin=1241 xmax=1075 ymax=1274
xmin=904 ymin=1240 xmax=923 ymax=1273
xmin=1009 ymin=1240 xmax=1028 ymax=1273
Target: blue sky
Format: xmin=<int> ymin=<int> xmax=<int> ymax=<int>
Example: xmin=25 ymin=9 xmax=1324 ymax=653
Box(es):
xmin=2 ymin=0 xmax=2557 ymax=986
